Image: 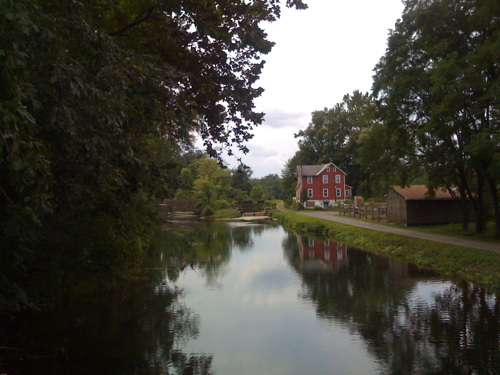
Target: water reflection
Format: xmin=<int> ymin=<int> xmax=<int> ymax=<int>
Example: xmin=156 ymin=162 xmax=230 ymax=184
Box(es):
xmin=296 ymin=235 xmax=348 ymax=272
xmin=284 ymin=232 xmax=500 ymax=374
xmin=4 ymin=259 xmax=212 ymax=374
xmin=3 ymin=222 xmax=498 ymax=375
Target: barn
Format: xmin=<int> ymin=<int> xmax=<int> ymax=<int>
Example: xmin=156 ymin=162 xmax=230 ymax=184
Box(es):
xmin=387 ymin=185 xmax=463 ymax=226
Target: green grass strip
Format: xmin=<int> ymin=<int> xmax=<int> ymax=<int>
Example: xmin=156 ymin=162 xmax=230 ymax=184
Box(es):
xmin=273 ymin=210 xmax=500 ymax=291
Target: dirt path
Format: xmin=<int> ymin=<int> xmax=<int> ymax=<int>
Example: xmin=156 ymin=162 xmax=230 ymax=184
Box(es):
xmin=277 ymin=204 xmax=500 ymax=253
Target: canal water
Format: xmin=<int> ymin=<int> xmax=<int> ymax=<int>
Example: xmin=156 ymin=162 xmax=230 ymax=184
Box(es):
xmin=4 ymin=221 xmax=499 ymax=374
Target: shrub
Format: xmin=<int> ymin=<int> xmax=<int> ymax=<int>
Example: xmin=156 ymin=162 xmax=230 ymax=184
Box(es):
xmin=201 ymin=206 xmax=215 ymax=217
xmin=213 ymin=200 xmax=231 ymax=210
xmin=213 ymin=209 xmax=241 ymax=219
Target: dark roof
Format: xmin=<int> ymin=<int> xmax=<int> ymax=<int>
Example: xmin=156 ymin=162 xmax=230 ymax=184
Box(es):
xmin=298 ymin=163 xmax=346 ymax=176
xmin=391 ymin=185 xmax=457 ymax=200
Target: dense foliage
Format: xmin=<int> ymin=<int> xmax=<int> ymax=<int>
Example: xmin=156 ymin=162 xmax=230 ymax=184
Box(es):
xmin=0 ymin=0 xmax=306 ymax=315
xmin=282 ymin=91 xmax=381 ymax=199
xmin=284 ymin=0 xmax=499 ymax=236
xmin=371 ymin=0 xmax=500 ymax=234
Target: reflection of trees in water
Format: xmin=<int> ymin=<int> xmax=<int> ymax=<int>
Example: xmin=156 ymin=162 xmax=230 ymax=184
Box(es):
xmin=154 ymin=221 xmax=272 ymax=285
xmin=282 ymin=231 xmax=499 ymax=375
xmin=230 ymin=225 xmax=254 ymax=251
xmin=4 ymin=268 xmax=212 ymax=374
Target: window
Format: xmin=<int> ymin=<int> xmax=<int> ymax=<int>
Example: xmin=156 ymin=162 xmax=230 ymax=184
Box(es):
xmin=327 ymin=167 xmax=330 ymax=172
xmin=345 ymin=189 xmax=350 ymax=197
xmin=335 ymin=175 xmax=341 ymax=183
xmin=307 ymin=189 xmax=313 ymax=197
xmin=307 ymin=176 xmax=313 ymax=184
xmin=323 ymin=188 xmax=328 ymax=197
xmin=324 ymin=250 xmax=330 ymax=261
xmin=336 ymin=188 xmax=341 ymax=197
xmin=324 ymin=240 xmax=330 ymax=246
xmin=337 ymin=250 xmax=343 ymax=260
xmin=322 ymin=175 xmax=328 ymax=183
xmin=308 ymin=238 xmax=315 ymax=246
xmin=309 ymin=251 xmax=315 ymax=259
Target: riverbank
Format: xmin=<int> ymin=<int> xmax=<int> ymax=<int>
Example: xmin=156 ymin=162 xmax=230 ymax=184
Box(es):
xmin=273 ymin=210 xmax=500 ymax=291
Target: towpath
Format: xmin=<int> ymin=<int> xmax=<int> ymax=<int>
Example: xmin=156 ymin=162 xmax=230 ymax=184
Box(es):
xmin=277 ymin=204 xmax=500 ymax=253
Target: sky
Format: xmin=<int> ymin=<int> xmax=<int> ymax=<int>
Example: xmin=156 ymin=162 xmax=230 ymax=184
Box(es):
xmin=201 ymin=0 xmax=405 ymax=178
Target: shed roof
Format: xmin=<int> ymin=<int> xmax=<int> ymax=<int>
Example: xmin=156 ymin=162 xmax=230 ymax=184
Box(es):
xmin=391 ymin=185 xmax=456 ymax=200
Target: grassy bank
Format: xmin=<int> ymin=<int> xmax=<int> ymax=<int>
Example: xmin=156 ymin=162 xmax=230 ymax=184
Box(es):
xmin=273 ymin=210 xmax=500 ymax=291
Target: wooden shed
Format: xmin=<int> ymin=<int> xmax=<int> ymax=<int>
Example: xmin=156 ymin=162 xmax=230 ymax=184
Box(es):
xmin=387 ymin=185 xmax=463 ymax=226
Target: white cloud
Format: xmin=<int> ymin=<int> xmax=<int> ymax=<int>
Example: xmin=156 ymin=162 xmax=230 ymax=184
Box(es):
xmin=196 ymin=0 xmax=404 ymax=178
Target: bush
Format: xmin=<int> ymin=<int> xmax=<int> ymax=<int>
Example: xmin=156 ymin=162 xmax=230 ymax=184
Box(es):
xmin=213 ymin=200 xmax=231 ymax=210
xmin=213 ymin=209 xmax=241 ymax=219
xmin=289 ymin=201 xmax=302 ymax=211
xmin=201 ymin=206 xmax=215 ymax=217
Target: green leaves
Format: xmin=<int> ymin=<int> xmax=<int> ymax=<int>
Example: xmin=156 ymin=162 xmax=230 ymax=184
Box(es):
xmin=1 ymin=0 xmax=300 ymax=315
xmin=373 ymin=0 xmax=500 ymax=234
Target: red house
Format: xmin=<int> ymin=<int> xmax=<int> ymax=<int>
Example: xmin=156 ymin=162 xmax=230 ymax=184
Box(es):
xmin=294 ymin=163 xmax=353 ymax=209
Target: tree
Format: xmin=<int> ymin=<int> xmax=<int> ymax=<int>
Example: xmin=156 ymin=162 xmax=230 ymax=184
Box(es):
xmin=0 ymin=0 xmax=308 ymax=314
xmin=372 ymin=0 xmax=500 ymax=235
xmin=281 ymin=153 xmax=303 ymax=205
xmin=193 ymin=157 xmax=231 ymax=208
xmin=231 ymin=164 xmax=253 ymax=195
xmin=250 ymin=186 xmax=264 ymax=201
xmin=291 ymin=91 xmax=379 ymax=197
xmin=252 ymin=173 xmax=283 ymax=199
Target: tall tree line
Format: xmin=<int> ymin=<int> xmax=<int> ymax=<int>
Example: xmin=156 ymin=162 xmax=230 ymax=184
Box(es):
xmin=284 ymin=0 xmax=499 ymax=236
xmin=282 ymin=91 xmax=381 ymax=199
xmin=371 ymin=0 xmax=500 ymax=235
xmin=0 ymin=0 xmax=306 ymax=315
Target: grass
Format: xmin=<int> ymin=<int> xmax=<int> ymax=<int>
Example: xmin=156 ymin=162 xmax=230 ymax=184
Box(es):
xmin=332 ymin=207 xmax=499 ymax=242
xmin=398 ymin=222 xmax=499 ymax=242
xmin=213 ymin=208 xmax=241 ymax=219
xmin=273 ymin=210 xmax=500 ymax=291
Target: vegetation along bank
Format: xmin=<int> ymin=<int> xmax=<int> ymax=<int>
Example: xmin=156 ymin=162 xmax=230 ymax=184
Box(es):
xmin=273 ymin=211 xmax=500 ymax=291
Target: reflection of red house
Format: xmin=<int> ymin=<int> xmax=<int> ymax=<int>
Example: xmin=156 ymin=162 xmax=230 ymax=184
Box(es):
xmin=296 ymin=235 xmax=347 ymax=272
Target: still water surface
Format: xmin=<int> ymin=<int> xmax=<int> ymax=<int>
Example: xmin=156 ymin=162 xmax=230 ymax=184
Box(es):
xmin=7 ymin=221 xmax=499 ymax=374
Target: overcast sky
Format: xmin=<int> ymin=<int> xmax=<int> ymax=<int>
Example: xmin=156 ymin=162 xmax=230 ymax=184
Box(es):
xmin=204 ymin=0 xmax=405 ymax=178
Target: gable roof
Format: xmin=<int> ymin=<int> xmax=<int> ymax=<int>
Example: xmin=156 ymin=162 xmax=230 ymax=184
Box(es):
xmin=391 ymin=185 xmax=457 ymax=200
xmin=298 ymin=163 xmax=347 ymax=176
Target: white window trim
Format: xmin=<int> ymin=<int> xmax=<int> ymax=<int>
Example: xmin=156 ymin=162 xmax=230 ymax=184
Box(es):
xmin=307 ymin=176 xmax=313 ymax=184
xmin=336 ymin=188 xmax=341 ymax=197
xmin=307 ymin=189 xmax=313 ymax=197
xmin=345 ymin=189 xmax=350 ymax=197
xmin=323 ymin=188 xmax=328 ymax=197
xmin=335 ymin=175 xmax=341 ymax=183
xmin=323 ymin=175 xmax=328 ymax=183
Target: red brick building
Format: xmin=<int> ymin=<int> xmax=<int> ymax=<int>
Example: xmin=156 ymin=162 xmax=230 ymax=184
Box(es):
xmin=294 ymin=163 xmax=353 ymax=209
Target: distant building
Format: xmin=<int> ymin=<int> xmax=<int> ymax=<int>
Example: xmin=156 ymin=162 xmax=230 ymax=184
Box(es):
xmin=387 ymin=185 xmax=464 ymax=226
xmin=295 ymin=163 xmax=353 ymax=209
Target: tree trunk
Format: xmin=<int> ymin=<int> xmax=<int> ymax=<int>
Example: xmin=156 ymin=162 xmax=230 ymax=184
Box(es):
xmin=455 ymin=183 xmax=469 ymax=231
xmin=474 ymin=171 xmax=486 ymax=234
xmin=488 ymin=175 xmax=500 ymax=238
